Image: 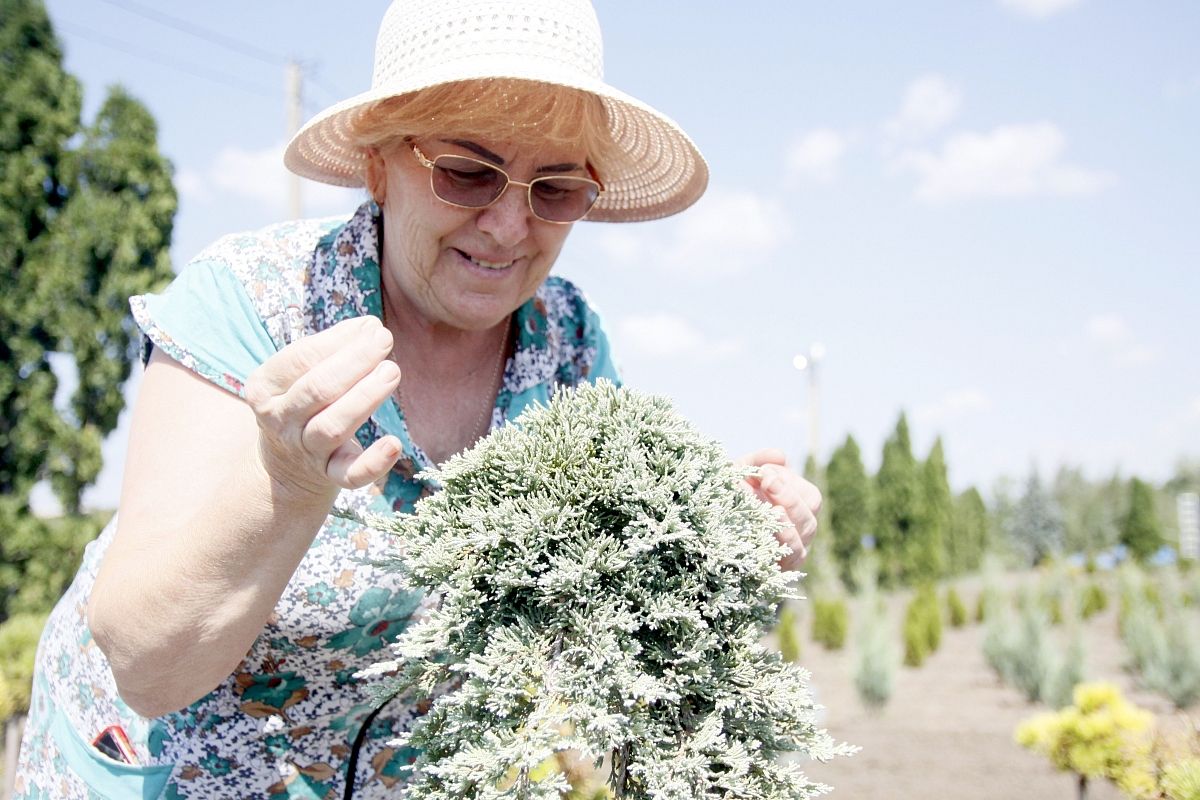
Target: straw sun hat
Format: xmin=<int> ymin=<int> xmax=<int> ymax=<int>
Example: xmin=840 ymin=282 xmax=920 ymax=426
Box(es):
xmin=283 ymin=0 xmax=708 ymax=222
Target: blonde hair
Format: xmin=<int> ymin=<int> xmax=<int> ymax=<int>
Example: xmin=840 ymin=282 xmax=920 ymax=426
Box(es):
xmin=347 ymin=78 xmax=617 ymax=182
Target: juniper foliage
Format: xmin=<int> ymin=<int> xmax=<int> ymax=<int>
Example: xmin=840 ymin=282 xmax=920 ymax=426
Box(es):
xmin=850 ymin=557 xmax=895 ymax=711
xmin=363 ymin=381 xmax=852 ymax=800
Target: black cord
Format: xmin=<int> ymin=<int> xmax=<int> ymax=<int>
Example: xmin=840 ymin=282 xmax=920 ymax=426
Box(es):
xmin=343 ymin=690 xmax=404 ymax=800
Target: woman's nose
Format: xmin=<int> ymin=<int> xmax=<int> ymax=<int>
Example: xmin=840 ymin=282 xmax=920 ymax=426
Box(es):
xmin=476 ymin=183 xmax=531 ymax=247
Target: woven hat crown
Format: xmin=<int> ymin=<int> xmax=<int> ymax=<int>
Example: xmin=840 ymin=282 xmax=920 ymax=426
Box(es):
xmin=284 ymin=0 xmax=707 ymax=222
xmin=372 ymin=0 xmax=604 ymax=88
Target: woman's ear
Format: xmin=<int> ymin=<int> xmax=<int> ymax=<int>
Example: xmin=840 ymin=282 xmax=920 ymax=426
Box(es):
xmin=364 ymin=147 xmax=387 ymax=205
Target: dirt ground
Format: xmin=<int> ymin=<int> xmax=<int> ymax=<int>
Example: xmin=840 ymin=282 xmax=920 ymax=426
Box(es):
xmin=792 ymin=577 xmax=1195 ymax=800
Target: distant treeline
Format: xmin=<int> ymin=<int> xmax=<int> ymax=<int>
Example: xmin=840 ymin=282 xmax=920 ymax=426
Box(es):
xmin=804 ymin=413 xmax=1194 ymax=591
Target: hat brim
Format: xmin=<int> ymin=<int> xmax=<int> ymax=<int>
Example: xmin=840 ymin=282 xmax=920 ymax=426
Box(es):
xmin=284 ymin=70 xmax=708 ymax=223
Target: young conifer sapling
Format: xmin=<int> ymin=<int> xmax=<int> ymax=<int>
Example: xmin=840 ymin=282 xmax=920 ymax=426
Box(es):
xmin=362 ymin=381 xmax=854 ymax=799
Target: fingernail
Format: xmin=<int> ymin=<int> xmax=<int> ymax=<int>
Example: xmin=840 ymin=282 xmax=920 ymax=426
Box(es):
xmin=374 ymin=328 xmax=393 ymax=350
xmin=376 ymin=360 xmax=400 ymax=381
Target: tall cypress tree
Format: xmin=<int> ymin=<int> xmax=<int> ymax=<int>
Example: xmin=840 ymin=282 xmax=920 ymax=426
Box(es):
xmin=826 ymin=435 xmax=870 ymax=590
xmin=949 ymin=487 xmax=988 ymax=573
xmin=914 ymin=438 xmax=951 ymax=581
xmin=1120 ymin=478 xmax=1164 ymax=562
xmin=873 ymin=413 xmax=921 ymax=587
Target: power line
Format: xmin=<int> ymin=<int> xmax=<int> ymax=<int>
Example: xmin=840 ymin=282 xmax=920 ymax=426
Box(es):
xmin=305 ymin=66 xmax=351 ymax=107
xmin=57 ymin=21 xmax=279 ymax=99
xmin=96 ymin=0 xmax=287 ymax=66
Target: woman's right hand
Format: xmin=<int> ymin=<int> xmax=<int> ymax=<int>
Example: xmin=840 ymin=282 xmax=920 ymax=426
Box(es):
xmin=245 ymin=315 xmax=402 ymax=498
xmin=91 ymin=315 xmax=403 ymax=716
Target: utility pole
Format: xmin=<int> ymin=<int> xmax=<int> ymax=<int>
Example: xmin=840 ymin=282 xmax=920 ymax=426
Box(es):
xmin=285 ymin=60 xmax=303 ymax=219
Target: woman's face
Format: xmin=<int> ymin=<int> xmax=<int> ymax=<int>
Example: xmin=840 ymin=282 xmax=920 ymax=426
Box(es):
xmin=374 ymin=137 xmax=585 ymax=333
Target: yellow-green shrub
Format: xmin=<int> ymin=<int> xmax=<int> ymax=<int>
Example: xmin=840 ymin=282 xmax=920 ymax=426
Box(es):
xmin=0 ymin=612 xmax=48 ymax=719
xmin=902 ymin=586 xmax=941 ymax=667
xmin=946 ymin=587 xmax=967 ymax=628
xmin=1079 ymin=582 xmax=1108 ymax=620
xmin=811 ymin=598 xmax=848 ymax=651
xmin=777 ymin=605 xmax=801 ymax=663
xmin=1015 ymin=682 xmax=1154 ymax=798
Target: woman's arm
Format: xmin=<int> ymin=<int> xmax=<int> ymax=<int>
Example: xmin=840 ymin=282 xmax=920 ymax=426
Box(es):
xmin=88 ymin=316 xmax=401 ymax=717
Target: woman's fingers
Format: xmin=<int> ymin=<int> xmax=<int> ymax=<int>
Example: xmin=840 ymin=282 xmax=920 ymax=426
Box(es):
xmin=299 ymin=359 xmax=400 ymax=454
xmin=735 ymin=447 xmax=788 ymax=469
xmin=326 ymin=435 xmax=402 ymax=489
xmin=243 ymin=316 xmax=400 ymax=497
xmin=281 ymin=327 xmax=393 ymax=422
xmin=747 ymin=462 xmax=822 ymax=571
xmin=246 ymin=316 xmax=389 ymax=403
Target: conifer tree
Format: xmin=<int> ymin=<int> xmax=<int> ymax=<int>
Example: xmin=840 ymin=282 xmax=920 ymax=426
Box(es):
xmin=365 ymin=382 xmax=853 ymax=800
xmin=1009 ymin=469 xmax=1064 ymax=567
xmin=1053 ymin=466 xmax=1119 ymax=557
xmin=913 ymin=438 xmax=950 ymax=582
xmin=825 ymin=435 xmax=870 ymax=591
xmin=949 ymin=488 xmax=988 ymax=573
xmin=873 ymin=413 xmax=922 ymax=587
xmin=797 ymin=453 xmax=836 ymax=590
xmin=1120 ymin=478 xmax=1164 ymax=563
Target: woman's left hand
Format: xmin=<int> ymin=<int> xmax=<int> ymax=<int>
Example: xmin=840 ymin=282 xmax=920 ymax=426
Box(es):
xmin=738 ymin=448 xmax=821 ymax=571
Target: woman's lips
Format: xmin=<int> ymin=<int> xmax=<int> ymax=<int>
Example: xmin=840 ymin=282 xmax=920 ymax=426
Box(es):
xmin=454 ymin=248 xmax=515 ymax=271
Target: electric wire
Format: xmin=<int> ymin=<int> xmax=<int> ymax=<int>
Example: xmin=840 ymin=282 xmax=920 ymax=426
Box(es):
xmin=56 ymin=21 xmax=279 ymax=99
xmin=95 ymin=0 xmax=288 ymax=65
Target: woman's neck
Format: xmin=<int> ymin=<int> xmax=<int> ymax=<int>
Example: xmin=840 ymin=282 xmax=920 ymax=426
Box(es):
xmin=380 ymin=276 xmax=512 ymax=464
xmin=380 ymin=276 xmax=511 ymax=377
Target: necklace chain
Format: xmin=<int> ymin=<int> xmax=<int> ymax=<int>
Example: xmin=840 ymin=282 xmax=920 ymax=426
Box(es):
xmin=392 ymin=319 xmax=509 ymax=442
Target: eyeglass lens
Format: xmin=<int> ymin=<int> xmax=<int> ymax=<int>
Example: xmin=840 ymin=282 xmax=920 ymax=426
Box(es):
xmin=429 ymin=155 xmax=599 ymax=222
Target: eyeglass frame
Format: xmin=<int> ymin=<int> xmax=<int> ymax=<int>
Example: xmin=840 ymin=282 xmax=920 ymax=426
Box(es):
xmin=409 ymin=143 xmax=604 ymax=224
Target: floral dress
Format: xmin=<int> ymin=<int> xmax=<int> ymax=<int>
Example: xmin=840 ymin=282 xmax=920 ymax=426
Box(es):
xmin=14 ymin=201 xmax=619 ymax=799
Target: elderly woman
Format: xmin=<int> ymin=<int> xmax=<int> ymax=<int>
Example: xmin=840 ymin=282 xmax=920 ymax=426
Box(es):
xmin=15 ymin=1 xmax=820 ymax=797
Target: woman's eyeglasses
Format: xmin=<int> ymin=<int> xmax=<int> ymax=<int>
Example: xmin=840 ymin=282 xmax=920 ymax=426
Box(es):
xmin=411 ymin=144 xmax=602 ymax=224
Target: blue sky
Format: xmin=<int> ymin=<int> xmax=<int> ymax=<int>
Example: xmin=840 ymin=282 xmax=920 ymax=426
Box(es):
xmin=36 ymin=0 xmax=1200 ymax=514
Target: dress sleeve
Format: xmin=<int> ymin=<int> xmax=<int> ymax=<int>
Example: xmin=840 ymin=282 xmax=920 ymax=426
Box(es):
xmin=130 ymin=260 xmax=279 ymax=397
xmin=584 ymin=303 xmax=622 ymax=387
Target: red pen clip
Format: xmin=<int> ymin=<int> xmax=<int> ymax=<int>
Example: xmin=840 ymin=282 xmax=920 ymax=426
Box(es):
xmin=92 ymin=725 xmax=139 ymax=765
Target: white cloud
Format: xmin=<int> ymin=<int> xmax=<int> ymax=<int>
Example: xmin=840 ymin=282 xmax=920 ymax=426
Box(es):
xmin=599 ymin=187 xmax=790 ymax=278
xmin=189 ymin=142 xmax=362 ymax=217
xmin=914 ymin=389 xmax=992 ymax=426
xmin=668 ymin=189 xmax=789 ymax=271
xmin=885 ymin=74 xmax=961 ymax=141
xmin=999 ymin=0 xmax=1084 ymax=19
xmin=614 ymin=313 xmax=744 ymax=360
xmin=1085 ymin=314 xmax=1160 ymax=366
xmin=787 ymin=129 xmax=847 ymax=182
xmin=894 ymin=122 xmax=1114 ymax=202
